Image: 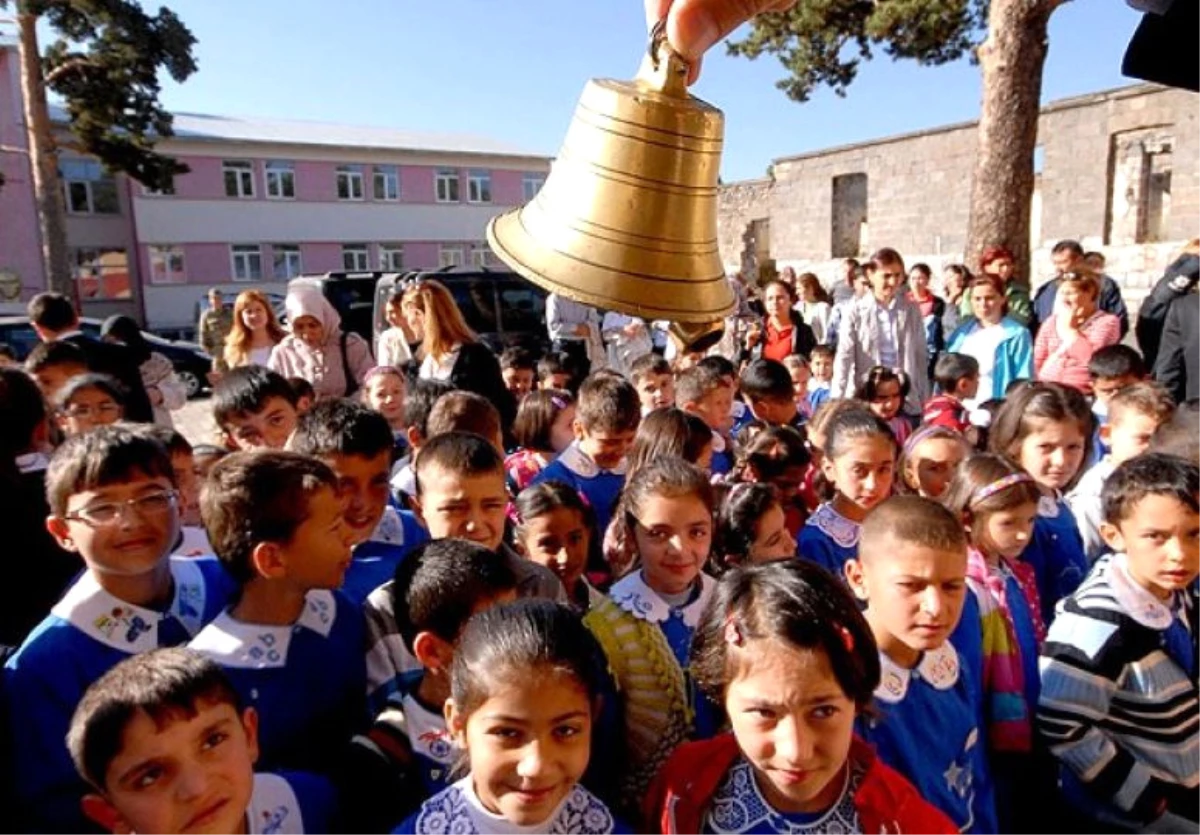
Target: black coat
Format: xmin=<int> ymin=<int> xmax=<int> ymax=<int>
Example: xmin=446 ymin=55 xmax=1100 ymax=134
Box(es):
xmin=62 ymin=332 xmax=154 ymax=423
xmin=1137 ymin=252 xmax=1199 ymax=369
xmin=449 ymin=341 xmax=517 ymax=431
xmin=1154 ymin=291 xmax=1199 ymax=404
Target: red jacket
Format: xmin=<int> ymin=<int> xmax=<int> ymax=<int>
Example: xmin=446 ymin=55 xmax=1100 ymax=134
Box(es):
xmin=922 ymin=393 xmax=970 ymax=434
xmin=644 ymin=733 xmax=957 ymax=834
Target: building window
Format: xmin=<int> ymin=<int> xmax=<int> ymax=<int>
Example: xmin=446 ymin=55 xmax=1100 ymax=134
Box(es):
xmin=336 ymin=165 xmax=365 ymax=201
xmin=231 ymin=245 xmax=263 ymax=281
xmin=522 ymin=173 xmax=545 ymax=201
xmin=143 ymin=182 xmax=176 ymax=197
xmin=61 ymin=159 xmax=119 ymax=215
xmin=374 ymin=165 xmax=400 ymax=201
xmin=435 ymin=169 xmax=460 ymax=203
xmin=73 ymin=248 xmax=131 ymax=300
xmin=272 ymin=245 xmax=303 ymax=279
xmin=467 ymin=169 xmax=492 ymax=204
xmin=148 ymin=245 xmax=186 ymax=285
xmin=223 ymin=161 xmax=255 ymax=198
xmin=470 ymin=245 xmax=492 ymax=267
xmin=830 ymin=172 xmax=868 ymax=259
xmin=438 ymin=246 xmax=464 ymax=268
xmin=378 ymin=244 xmax=405 ymax=271
xmin=266 ymin=161 xmax=295 ymax=199
xmin=342 ymin=244 xmax=369 ymax=271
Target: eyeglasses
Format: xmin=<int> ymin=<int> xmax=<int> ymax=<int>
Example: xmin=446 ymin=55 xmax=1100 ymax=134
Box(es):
xmin=64 ymin=490 xmax=178 ymax=526
xmin=62 ymin=402 xmax=121 ymax=420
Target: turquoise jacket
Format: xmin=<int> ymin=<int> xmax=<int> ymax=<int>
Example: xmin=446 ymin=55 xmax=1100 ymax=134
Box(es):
xmin=947 ymin=316 xmax=1034 ymax=399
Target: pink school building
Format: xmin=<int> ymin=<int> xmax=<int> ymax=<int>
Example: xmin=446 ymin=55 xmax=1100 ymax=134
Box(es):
xmin=0 ymin=38 xmax=551 ymax=334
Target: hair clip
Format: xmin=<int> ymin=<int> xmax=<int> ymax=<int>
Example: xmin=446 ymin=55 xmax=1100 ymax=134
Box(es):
xmin=550 ymin=396 xmax=567 ymax=410
xmin=837 ymin=625 xmax=855 ymax=653
xmin=724 ymin=615 xmax=744 ymax=647
xmin=971 ymin=472 xmax=1034 ymax=505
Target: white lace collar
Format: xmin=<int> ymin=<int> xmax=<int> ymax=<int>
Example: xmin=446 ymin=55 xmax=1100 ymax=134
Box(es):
xmin=189 ymin=589 xmax=337 ymax=669
xmin=874 ymin=642 xmax=960 ymax=704
xmin=246 ymin=772 xmax=304 ymax=834
xmin=367 ymin=505 xmax=407 ymax=546
xmin=1108 ymin=553 xmax=1178 ymax=631
xmin=50 ymin=558 xmax=210 ymax=654
xmin=609 ymin=570 xmax=715 ymax=627
xmin=413 ymin=777 xmax=614 ymax=835
xmin=555 ymin=441 xmax=627 ymax=478
xmin=808 ymin=503 xmax=861 ymax=548
xmin=1037 ymin=493 xmax=1062 ymax=518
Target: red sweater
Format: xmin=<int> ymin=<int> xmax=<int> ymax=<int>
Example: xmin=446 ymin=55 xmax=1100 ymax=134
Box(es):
xmin=644 ymin=733 xmax=956 ymax=834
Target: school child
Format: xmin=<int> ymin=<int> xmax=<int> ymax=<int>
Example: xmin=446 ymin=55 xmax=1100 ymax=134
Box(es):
xmin=782 ymin=354 xmax=814 ymax=419
xmin=631 ymin=353 xmax=676 ymax=414
xmin=212 ymin=365 xmax=300 ymax=451
xmin=897 ymin=423 xmax=969 ymax=499
xmin=533 ymin=373 xmax=640 ymax=537
xmin=4 ymin=427 xmax=234 ymax=831
xmin=730 ymin=423 xmax=812 ymax=537
xmin=989 ymin=382 xmax=1092 ymax=624
xmin=499 ymin=346 xmax=538 ymax=402
xmin=798 ymin=408 xmax=896 ymax=576
xmin=713 ymin=482 xmax=795 ymax=572
xmin=627 ymin=407 xmax=714 ymax=474
xmin=192 ymin=443 xmax=227 ymax=480
xmin=134 ymin=425 xmax=209 ymax=556
xmin=25 ymin=338 xmax=89 ymax=401
xmin=1150 ymin=400 xmax=1200 ymax=465
xmin=807 ymin=344 xmax=835 ymax=410
xmin=846 ymin=496 xmax=998 ymax=833
xmin=739 ymin=358 xmax=805 ymax=431
xmin=66 ymin=648 xmax=336 ymax=834
xmin=924 ymin=352 xmax=981 ymax=435
xmin=645 ymin=559 xmax=956 ymax=834
xmin=398 ymin=600 xmax=626 ymax=834
xmin=426 ymin=389 xmax=505 ymax=454
xmin=1039 ymin=454 xmax=1199 ymax=831
xmin=1068 ymin=382 xmax=1175 ymax=562
xmin=505 ymin=389 xmax=576 ymax=491
xmin=676 ymin=364 xmax=736 ymax=476
xmin=55 ymin=372 xmax=125 ymax=436
xmin=856 ymin=365 xmax=913 ymax=446
xmin=362 ymin=365 xmax=409 ymax=458
xmin=584 ymin=457 xmax=718 ymax=804
xmin=538 ymin=350 xmax=575 ymax=392
xmin=190 ymin=450 xmax=366 ymax=774
xmin=1086 ymin=344 xmax=1148 ymax=465
xmin=800 ymin=398 xmax=864 ymax=512
xmin=389 ymin=378 xmax=453 ymax=506
xmin=514 ymin=481 xmax=605 ymax=611
xmin=288 ymin=399 xmax=429 ymax=605
xmin=343 ymin=540 xmax=518 ymax=831
xmin=286 ymin=376 xmax=316 ymax=416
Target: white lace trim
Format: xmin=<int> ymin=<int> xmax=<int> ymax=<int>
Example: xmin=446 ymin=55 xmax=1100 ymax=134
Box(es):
xmin=609 ymin=570 xmax=715 ymax=627
xmin=874 ymin=641 xmax=961 ymax=704
xmin=808 ymin=503 xmax=861 ymax=549
xmin=189 ymin=589 xmax=337 ymax=669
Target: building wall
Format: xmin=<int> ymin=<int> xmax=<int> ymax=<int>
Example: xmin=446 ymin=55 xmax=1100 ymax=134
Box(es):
xmin=0 ymin=47 xmax=47 ymax=302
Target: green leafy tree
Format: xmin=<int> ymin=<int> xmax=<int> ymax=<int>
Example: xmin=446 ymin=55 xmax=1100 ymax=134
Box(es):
xmin=727 ymin=0 xmax=1069 ymax=280
xmin=4 ymin=0 xmax=196 ymax=297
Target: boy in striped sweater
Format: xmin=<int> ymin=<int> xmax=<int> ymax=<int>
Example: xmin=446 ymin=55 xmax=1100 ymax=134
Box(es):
xmin=1038 ymin=453 xmax=1198 ymax=831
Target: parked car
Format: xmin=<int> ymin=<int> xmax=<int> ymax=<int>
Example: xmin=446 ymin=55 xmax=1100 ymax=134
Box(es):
xmin=0 ymin=316 xmax=213 ymax=398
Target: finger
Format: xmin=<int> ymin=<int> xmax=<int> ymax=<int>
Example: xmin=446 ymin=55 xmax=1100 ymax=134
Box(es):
xmin=666 ymin=0 xmax=796 ymax=62
xmin=646 ymin=0 xmax=673 ymax=30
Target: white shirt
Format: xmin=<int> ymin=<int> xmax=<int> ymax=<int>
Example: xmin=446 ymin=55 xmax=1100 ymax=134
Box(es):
xmin=960 ymin=323 xmax=1007 ymax=406
xmin=419 ymin=346 xmax=460 ymax=382
xmin=875 ymin=297 xmax=900 ymax=369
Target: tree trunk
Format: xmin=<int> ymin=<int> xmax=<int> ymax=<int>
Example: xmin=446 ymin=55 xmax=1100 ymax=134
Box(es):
xmin=964 ymin=0 xmax=1063 ymax=286
xmin=17 ymin=5 xmax=74 ymax=298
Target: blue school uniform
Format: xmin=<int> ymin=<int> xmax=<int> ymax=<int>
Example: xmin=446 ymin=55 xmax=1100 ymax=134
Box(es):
xmin=342 ymin=506 xmax=429 ymax=606
xmin=248 ymin=771 xmax=338 ymax=834
xmin=189 ymin=589 xmax=367 ymax=774
xmin=797 ymin=502 xmax=860 ymax=578
xmin=532 ymin=442 xmax=626 ymax=537
xmin=710 ymin=431 xmax=733 ymax=476
xmin=396 ymin=777 xmax=627 ymax=834
xmin=385 ymin=688 xmax=458 ymax=793
xmin=3 ymin=557 xmax=234 ymax=831
xmin=702 ymin=756 xmax=865 ymax=834
xmin=1023 ymin=495 xmax=1089 ymax=626
xmin=859 ymin=643 xmax=998 ymax=834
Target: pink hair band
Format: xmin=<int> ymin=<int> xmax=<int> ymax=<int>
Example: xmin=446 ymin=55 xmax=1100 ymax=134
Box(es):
xmin=971 ymin=472 xmax=1034 ymax=505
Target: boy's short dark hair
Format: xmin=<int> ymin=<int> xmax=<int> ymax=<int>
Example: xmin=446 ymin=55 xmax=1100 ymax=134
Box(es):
xmin=1087 ymin=344 xmax=1146 ymax=381
xmin=676 ymin=365 xmax=725 ymax=406
xmin=289 ymin=398 xmax=394 ymax=460
xmin=1108 ymin=382 xmax=1175 ymax=426
xmin=391 ymin=539 xmax=517 ymax=654
xmin=403 ymin=378 xmax=453 ymax=437
xmin=1102 ymin=452 xmax=1199 ymax=526
xmin=697 ymin=354 xmax=736 ymax=379
xmin=0 ymin=368 xmax=47 ymax=456
xmin=24 ymin=340 xmax=87 ymax=374
xmin=55 ymin=372 xmax=126 ymax=411
xmin=537 ymin=351 xmax=571 ymax=379
xmin=739 ymin=358 xmax=794 ymax=402
xmin=426 ymin=391 xmax=501 ymax=442
xmin=67 ymin=648 xmax=242 ymax=791
xmin=211 ymin=366 xmax=297 ymax=428
xmin=630 ymin=354 xmax=671 ymax=383
xmin=934 ymin=352 xmax=981 ymax=394
xmin=27 ymin=292 xmax=77 ymax=332
xmin=133 ymin=424 xmax=193 ymax=457
xmin=576 ymin=373 xmax=640 ymax=433
xmin=500 ymin=346 xmax=537 ymax=373
xmin=1052 ymin=239 xmax=1085 ymax=258
xmin=810 ymin=345 xmax=835 ymax=362
xmin=860 ymin=495 xmax=968 ymax=559
xmin=414 ymin=432 xmax=504 ymax=495
xmin=46 ymin=425 xmax=175 ymax=516
xmin=200 ymin=450 xmax=337 ymax=583
xmin=287 ymin=376 xmax=316 ymax=402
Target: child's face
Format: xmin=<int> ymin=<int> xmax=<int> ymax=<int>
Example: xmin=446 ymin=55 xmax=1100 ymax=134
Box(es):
xmin=956 ymin=373 xmax=981 ymax=402
xmin=50 ymin=474 xmax=180 ymax=580
xmin=323 ymin=451 xmax=391 ymax=546
xmin=973 ymin=501 xmax=1037 ymax=562
xmin=725 ymin=640 xmax=856 ymax=815
xmin=904 ymin=438 xmax=965 ymax=499
xmin=220 ymin=397 xmax=298 ymax=451
xmin=747 ymin=396 xmax=797 ymax=428
xmin=502 ymin=367 xmax=535 ymax=401
xmin=810 ymin=354 xmax=832 ymax=383
xmin=1092 ymin=373 xmax=1140 ymax=405
xmin=1016 ymin=418 xmax=1086 ymax=492
xmin=543 ymin=372 xmax=572 ymax=392
xmin=365 ymin=374 xmax=406 ymax=427
xmin=84 ymin=701 xmax=259 ymax=835
xmin=748 ymin=504 xmax=796 ymax=563
xmin=34 ymin=362 xmax=86 ymax=402
xmin=275 ymin=485 xmax=354 ymax=590
xmin=867 ymin=380 xmax=902 ymax=421
xmin=636 ymin=373 xmax=675 ymax=412
xmin=788 ymin=365 xmax=811 ymax=400
xmin=519 ymin=507 xmax=590 ymax=594
xmin=575 ymin=423 xmax=636 ymax=471
xmin=688 ymin=385 xmax=735 ymax=435
xmin=1102 ymin=495 xmax=1200 ymax=601
xmin=548 ymin=405 xmax=576 ymax=453
xmin=416 ymin=465 xmax=507 ymax=551
xmin=59 ymin=388 xmax=123 ymax=436
xmin=631 ymin=492 xmax=712 ymax=596
xmin=1103 ymin=409 xmax=1160 ymax=465
xmin=171 ymin=452 xmax=202 ymax=527
xmin=449 ymin=669 xmax=593 ymax=827
xmin=821 ymin=436 xmax=895 ymax=516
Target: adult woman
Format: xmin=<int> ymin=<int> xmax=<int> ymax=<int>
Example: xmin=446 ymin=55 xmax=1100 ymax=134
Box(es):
xmin=375 ymin=287 xmax=423 ymax=367
xmin=946 ymin=275 xmax=1034 ymax=406
xmin=963 ymin=245 xmax=1033 ymax=326
xmin=223 ymin=290 xmax=286 ymax=369
xmin=268 ymin=284 xmax=373 ymax=398
xmin=743 ymin=278 xmax=816 ymax=363
xmin=794 ymin=271 xmax=832 ymax=345
xmin=941 ymin=263 xmax=970 ymax=336
xmin=100 ymin=314 xmax=187 ymax=426
xmin=1033 ymin=269 xmax=1121 ymax=394
xmin=908 ymin=262 xmax=946 ymax=380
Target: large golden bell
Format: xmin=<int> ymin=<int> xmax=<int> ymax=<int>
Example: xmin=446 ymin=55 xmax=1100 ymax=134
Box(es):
xmin=487 ymin=29 xmax=734 ymax=351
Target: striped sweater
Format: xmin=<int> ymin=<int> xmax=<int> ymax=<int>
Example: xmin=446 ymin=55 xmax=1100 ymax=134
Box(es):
xmin=1037 ymin=554 xmax=1198 ymax=826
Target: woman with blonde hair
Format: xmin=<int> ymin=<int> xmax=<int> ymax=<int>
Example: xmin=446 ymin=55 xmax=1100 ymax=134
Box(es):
xmin=223 ymin=290 xmax=286 ymax=369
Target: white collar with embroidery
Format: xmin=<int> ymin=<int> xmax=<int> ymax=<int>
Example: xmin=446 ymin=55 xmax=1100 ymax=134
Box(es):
xmin=1037 ymin=493 xmax=1062 ymax=518
xmin=555 ymin=441 xmax=627 ymax=478
xmin=246 ymin=772 xmax=303 ymax=835
xmin=874 ymin=641 xmax=960 ymax=704
xmin=609 ymin=570 xmax=715 ymax=627
xmin=710 ymin=430 xmax=727 ymax=454
xmin=808 ymin=503 xmax=862 ymax=548
xmin=366 ymin=505 xmax=407 ymax=546
xmin=50 ymin=558 xmax=209 ymax=654
xmin=1108 ymin=553 xmax=1179 ymax=631
xmin=189 ymin=589 xmax=338 ymax=669
xmin=15 ymin=451 xmax=50 ymax=474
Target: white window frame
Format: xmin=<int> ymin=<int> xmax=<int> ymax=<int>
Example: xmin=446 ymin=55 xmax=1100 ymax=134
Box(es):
xmin=470 ymin=245 xmax=491 ymax=267
xmin=272 ymin=245 xmax=303 ymax=279
xmin=522 ymin=173 xmax=545 ymax=201
xmin=373 ymin=165 xmax=400 ymax=201
xmin=336 ymin=165 xmax=365 ymax=201
xmin=438 ymin=246 xmax=464 ymax=268
xmin=378 ymin=244 xmax=405 ymax=271
xmin=148 ymin=245 xmax=186 ymax=285
xmin=467 ymin=169 xmax=492 ymax=204
xmin=435 ymin=169 xmax=460 ymax=203
xmin=61 ymin=160 xmax=118 ymax=215
xmin=223 ymin=160 xmax=255 ymax=198
xmin=230 ymin=244 xmax=263 ymax=282
xmin=265 ymin=161 xmax=295 ymax=199
xmin=342 ymin=244 xmax=370 ymax=271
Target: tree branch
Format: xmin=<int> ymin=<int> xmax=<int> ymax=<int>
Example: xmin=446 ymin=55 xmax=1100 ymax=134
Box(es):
xmin=44 ymin=55 xmax=94 ymax=86
xmin=0 ymin=145 xmax=29 ymax=155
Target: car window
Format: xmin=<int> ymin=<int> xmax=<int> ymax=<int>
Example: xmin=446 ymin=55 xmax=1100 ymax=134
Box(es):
xmin=498 ymin=281 xmax=546 ymax=335
xmin=446 ymin=280 xmax=499 ymax=336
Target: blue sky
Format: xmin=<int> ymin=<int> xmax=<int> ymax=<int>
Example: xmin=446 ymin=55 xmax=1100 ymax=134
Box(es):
xmin=136 ymin=0 xmax=1143 ymax=182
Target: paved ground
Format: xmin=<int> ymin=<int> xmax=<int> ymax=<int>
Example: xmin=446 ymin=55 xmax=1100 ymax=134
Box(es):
xmin=174 ymin=395 xmax=220 ymax=447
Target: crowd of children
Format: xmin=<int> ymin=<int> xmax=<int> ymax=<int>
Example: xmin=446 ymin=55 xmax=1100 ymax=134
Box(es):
xmin=1 ymin=253 xmax=1196 ymax=835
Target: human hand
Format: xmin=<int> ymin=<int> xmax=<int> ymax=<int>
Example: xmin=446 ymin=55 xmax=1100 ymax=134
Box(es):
xmin=645 ymin=0 xmax=797 ymax=82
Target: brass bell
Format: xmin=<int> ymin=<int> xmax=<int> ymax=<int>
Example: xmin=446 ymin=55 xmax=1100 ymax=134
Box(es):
xmin=487 ymin=24 xmax=734 ymax=352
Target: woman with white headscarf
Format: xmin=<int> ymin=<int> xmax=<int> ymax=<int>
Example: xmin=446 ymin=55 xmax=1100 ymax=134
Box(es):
xmin=269 ymin=284 xmax=373 ymax=398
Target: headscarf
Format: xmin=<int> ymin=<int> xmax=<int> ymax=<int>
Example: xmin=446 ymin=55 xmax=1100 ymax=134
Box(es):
xmin=283 ymin=284 xmax=342 ymax=348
